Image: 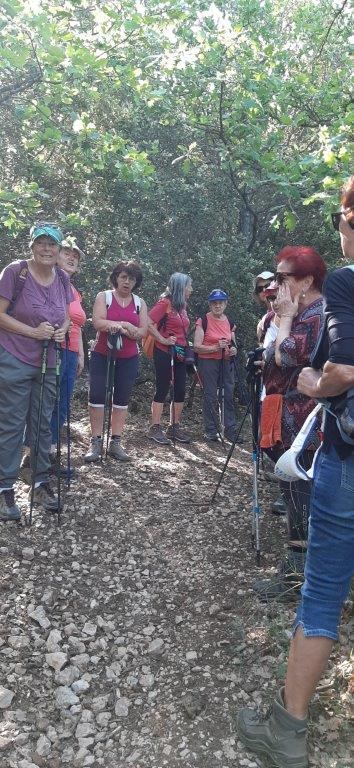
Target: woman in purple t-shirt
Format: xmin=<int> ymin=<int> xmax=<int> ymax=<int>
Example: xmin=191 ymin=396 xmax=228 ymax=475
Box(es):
xmin=0 ymin=223 xmax=72 ymax=521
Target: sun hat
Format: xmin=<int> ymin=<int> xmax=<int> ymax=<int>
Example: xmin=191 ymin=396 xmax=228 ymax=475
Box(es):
xmin=29 ymin=223 xmax=63 ymax=246
xmin=61 ymin=236 xmax=85 ymax=259
xmin=274 ymin=403 xmax=322 ymax=482
xmin=208 ymin=289 xmax=229 ymax=302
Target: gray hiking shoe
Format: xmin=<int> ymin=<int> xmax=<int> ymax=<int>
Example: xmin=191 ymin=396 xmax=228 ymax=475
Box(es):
xmin=84 ymin=437 xmax=102 ymax=463
xmin=27 ymin=482 xmax=61 ymax=513
xmin=166 ymin=424 xmax=191 ymax=443
xmin=107 ymin=437 xmax=131 ymax=462
xmin=237 ymin=688 xmax=308 ymax=768
xmin=148 ymin=425 xmax=172 ymax=445
xmin=0 ymin=489 xmax=22 ymax=521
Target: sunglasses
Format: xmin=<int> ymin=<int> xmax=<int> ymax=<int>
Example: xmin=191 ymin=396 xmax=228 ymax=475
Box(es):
xmin=331 ymin=211 xmax=354 ymax=231
xmin=255 ymin=282 xmax=272 ymax=294
xmin=275 ymin=272 xmax=297 ymax=284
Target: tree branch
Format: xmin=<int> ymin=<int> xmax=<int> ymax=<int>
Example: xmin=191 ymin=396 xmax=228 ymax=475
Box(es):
xmin=316 ymin=0 xmax=349 ymax=59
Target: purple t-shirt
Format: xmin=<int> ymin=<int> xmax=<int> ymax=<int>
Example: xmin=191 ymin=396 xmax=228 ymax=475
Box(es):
xmin=0 ymin=260 xmax=72 ymax=367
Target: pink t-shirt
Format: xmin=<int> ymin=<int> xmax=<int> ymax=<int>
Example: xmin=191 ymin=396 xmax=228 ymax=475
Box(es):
xmin=149 ymin=298 xmax=190 ymax=352
xmin=0 ymin=260 xmax=72 ymax=367
xmin=196 ymin=313 xmax=232 ymax=360
xmin=93 ymin=294 xmax=140 ymax=358
xmin=62 ymin=285 xmax=86 ymax=353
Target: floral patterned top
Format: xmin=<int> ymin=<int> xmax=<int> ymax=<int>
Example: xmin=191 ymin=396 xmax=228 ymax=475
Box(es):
xmin=263 ymin=297 xmax=324 ymax=448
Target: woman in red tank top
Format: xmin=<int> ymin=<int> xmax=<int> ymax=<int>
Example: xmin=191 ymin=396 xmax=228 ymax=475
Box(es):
xmin=85 ymin=261 xmax=148 ymax=462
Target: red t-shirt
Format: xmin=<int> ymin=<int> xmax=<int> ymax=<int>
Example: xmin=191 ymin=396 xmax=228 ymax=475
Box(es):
xmin=93 ymin=295 xmax=140 ymax=358
xmin=62 ymin=285 xmax=86 ymax=353
xmin=149 ymin=298 xmax=190 ymax=352
xmin=196 ymin=313 xmax=232 ymax=360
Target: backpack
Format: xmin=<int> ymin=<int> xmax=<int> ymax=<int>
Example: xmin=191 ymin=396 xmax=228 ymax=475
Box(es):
xmin=104 ymin=289 xmax=141 ymax=314
xmin=201 ymin=313 xmax=234 ymax=334
xmin=8 ymin=259 xmax=68 ymax=314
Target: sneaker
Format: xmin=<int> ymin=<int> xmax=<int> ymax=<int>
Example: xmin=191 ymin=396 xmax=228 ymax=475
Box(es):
xmin=237 ymin=687 xmax=308 ymax=768
xmin=84 ymin=436 xmax=102 ymax=463
xmin=148 ymin=425 xmax=172 ymax=445
xmin=204 ymin=433 xmax=219 ymax=442
xmin=0 ymin=489 xmax=22 ymax=521
xmin=19 ymin=454 xmax=31 ymax=485
xmin=166 ymin=424 xmax=191 ymax=443
xmin=108 ymin=437 xmax=131 ymax=462
xmin=28 ymin=483 xmax=61 ymax=512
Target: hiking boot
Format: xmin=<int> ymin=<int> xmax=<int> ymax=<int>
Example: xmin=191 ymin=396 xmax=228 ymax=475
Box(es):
xmin=166 ymin=424 xmax=191 ymax=443
xmin=271 ymin=496 xmax=287 ymax=515
xmin=28 ymin=483 xmax=61 ymax=512
xmin=148 ymin=425 xmax=172 ymax=445
xmin=84 ymin=437 xmax=102 ymax=462
xmin=108 ymin=437 xmax=131 ymax=462
xmin=237 ymin=687 xmax=308 ymax=768
xmin=204 ymin=433 xmax=219 ymax=442
xmin=253 ymin=551 xmax=306 ymax=603
xmin=0 ymin=489 xmax=22 ymax=521
xmin=19 ymin=454 xmax=31 ymax=485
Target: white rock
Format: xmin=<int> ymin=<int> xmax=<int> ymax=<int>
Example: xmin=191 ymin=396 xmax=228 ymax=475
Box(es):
xmin=55 ymin=665 xmax=80 ymax=686
xmin=0 ymin=687 xmax=15 ymax=708
xmin=18 ymin=762 xmax=40 ymax=768
xmin=28 ymin=606 xmax=50 ymax=630
xmin=114 ymin=697 xmax=130 ymax=717
xmin=75 ymin=722 xmax=96 ymax=739
xmin=91 ymin=695 xmax=109 ymax=713
xmin=72 ymin=679 xmax=90 ymax=694
xmin=46 ymin=629 xmax=62 ymax=652
xmin=8 ymin=635 xmax=29 ymax=650
xmin=55 ymin=686 xmax=79 ymax=708
xmin=46 ymin=652 xmax=67 ymax=671
xmin=147 ymin=638 xmax=164 ymax=657
xmin=36 ymin=734 xmax=51 ymax=757
xmin=209 ymin=603 xmax=221 ymax=616
xmin=186 ymin=651 xmax=197 ymax=661
xmin=71 ymin=654 xmax=90 ymax=671
xmin=139 ymin=673 xmax=155 ymax=689
xmin=96 ymin=711 xmax=111 ymax=727
xmin=82 ymin=622 xmax=97 ymax=637
xmin=22 ymin=547 xmax=35 ymax=560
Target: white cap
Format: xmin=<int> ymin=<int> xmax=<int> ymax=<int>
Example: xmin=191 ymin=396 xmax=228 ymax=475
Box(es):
xmin=255 ymin=270 xmax=274 ymax=281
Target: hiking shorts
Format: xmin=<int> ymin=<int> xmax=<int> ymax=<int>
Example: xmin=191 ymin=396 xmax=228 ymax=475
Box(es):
xmin=153 ymin=346 xmax=186 ymax=403
xmin=294 ymin=445 xmax=354 ymax=641
xmin=89 ymin=351 xmax=139 ymax=409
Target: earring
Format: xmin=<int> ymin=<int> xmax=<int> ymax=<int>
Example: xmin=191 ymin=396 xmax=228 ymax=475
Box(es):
xmin=301 ymin=291 xmax=306 ymax=298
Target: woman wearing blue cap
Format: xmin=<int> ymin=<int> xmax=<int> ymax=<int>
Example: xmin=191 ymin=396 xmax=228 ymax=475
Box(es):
xmin=194 ymin=289 xmax=239 ymax=442
xmin=0 ymin=222 xmax=72 ymax=521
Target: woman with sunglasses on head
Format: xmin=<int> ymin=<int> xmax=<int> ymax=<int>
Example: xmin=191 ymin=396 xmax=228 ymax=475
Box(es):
xmin=254 ymin=245 xmax=326 ymax=602
xmin=253 ymin=270 xmax=276 ymax=343
xmin=0 ymin=223 xmax=72 ymax=521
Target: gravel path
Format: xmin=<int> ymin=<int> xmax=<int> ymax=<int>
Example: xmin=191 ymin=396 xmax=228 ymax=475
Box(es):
xmin=0 ymin=395 xmax=353 ymax=768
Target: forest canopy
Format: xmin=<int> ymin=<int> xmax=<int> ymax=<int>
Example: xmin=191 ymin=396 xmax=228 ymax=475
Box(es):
xmin=0 ymin=0 xmax=352 ymax=339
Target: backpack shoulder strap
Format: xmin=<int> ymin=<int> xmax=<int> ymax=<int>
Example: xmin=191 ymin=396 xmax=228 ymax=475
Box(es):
xmin=9 ymin=260 xmax=29 ymax=310
xmin=104 ymin=289 xmax=113 ymax=308
xmin=132 ymin=293 xmax=141 ymax=314
xmin=202 ymin=314 xmax=208 ymax=333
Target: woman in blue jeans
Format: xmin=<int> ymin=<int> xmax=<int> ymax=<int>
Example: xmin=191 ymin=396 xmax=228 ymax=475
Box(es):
xmin=237 ymin=176 xmax=354 ymax=768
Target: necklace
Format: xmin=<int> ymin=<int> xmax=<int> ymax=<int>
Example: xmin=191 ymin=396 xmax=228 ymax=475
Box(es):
xmin=113 ymin=290 xmax=131 ymax=308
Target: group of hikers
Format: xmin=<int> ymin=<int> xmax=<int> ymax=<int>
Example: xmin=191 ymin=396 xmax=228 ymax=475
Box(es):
xmin=0 ymin=175 xmax=354 ymax=768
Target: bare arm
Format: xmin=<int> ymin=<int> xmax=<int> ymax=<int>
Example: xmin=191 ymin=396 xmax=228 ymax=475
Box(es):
xmin=92 ymin=292 xmax=123 ymax=334
xmin=77 ymin=329 xmax=85 ymax=375
xmin=193 ymin=324 xmax=219 ymax=354
xmin=0 ymin=297 xmax=55 ymax=340
xmin=298 ymin=362 xmax=354 ymax=399
xmin=147 ymin=317 xmax=176 ymax=346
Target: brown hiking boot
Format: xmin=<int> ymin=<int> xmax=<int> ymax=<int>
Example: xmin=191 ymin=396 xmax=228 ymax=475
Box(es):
xmin=148 ymin=425 xmax=171 ymax=445
xmin=166 ymin=424 xmax=191 ymax=443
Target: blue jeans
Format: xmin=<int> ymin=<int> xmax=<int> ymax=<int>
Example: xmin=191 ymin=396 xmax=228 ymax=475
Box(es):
xmin=295 ymin=445 xmax=354 ymax=641
xmin=50 ymin=348 xmax=78 ymax=445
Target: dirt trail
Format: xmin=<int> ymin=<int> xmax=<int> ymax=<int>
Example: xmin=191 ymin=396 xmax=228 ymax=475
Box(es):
xmin=0 ymin=393 xmax=353 ymax=768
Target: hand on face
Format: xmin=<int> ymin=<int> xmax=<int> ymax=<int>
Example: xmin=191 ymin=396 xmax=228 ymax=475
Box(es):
xmin=273 ymin=282 xmax=299 ymax=319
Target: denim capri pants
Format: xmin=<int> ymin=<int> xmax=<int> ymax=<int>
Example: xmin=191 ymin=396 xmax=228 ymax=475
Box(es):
xmin=294 ymin=444 xmax=354 ymax=641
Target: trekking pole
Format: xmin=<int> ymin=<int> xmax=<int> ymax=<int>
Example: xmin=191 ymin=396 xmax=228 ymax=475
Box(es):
xmin=65 ymin=332 xmax=71 ymax=489
xmin=250 ymin=370 xmax=262 ymax=565
xmin=170 ymin=345 xmax=176 ymax=447
xmin=54 ymin=341 xmax=62 ymax=524
xmin=220 ymin=346 xmax=225 ymax=440
xmin=102 ymin=331 xmax=120 ymax=461
xmin=210 ymin=401 xmax=251 ymax=503
xmin=28 ymin=340 xmax=49 ymax=526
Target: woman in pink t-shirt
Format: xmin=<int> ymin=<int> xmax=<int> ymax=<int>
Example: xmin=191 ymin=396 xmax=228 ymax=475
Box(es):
xmin=194 ymin=289 xmax=239 ymax=443
xmin=148 ymin=272 xmax=192 ymax=445
xmin=49 ymin=238 xmax=87 ymax=458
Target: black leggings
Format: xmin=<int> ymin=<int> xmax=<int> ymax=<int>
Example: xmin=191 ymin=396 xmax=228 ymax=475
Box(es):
xmin=153 ymin=347 xmax=186 ymax=403
xmin=264 ymin=446 xmax=313 ymax=544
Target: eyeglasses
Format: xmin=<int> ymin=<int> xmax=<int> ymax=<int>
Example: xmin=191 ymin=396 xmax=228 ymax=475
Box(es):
xmin=275 ymin=272 xmax=297 ymax=284
xmin=331 ymin=211 xmax=354 ymax=231
xmin=255 ymin=282 xmax=272 ymax=294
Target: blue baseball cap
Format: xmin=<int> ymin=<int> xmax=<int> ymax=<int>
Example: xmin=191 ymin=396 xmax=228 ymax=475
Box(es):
xmin=30 ymin=223 xmax=63 ymax=247
xmin=208 ymin=289 xmax=229 ymax=302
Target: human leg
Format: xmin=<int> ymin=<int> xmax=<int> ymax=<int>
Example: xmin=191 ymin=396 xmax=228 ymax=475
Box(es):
xmin=198 ymin=358 xmax=220 ymax=436
xmin=107 ymin=356 xmax=139 ymax=460
xmin=29 ymin=365 xmax=56 ymax=484
xmin=50 ymin=349 xmax=78 ymax=445
xmin=167 ymin=360 xmax=191 ymax=442
xmin=0 ymin=346 xmax=34 ymax=490
xmin=85 ymin=351 xmax=106 ymax=460
xmin=149 ymin=348 xmax=172 ymax=444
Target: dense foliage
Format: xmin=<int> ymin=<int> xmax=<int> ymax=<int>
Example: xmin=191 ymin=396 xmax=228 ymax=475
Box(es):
xmin=0 ymin=0 xmax=352 ymax=343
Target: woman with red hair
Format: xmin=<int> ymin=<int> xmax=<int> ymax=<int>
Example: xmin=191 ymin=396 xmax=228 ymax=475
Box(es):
xmin=255 ymin=245 xmax=326 ymax=602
